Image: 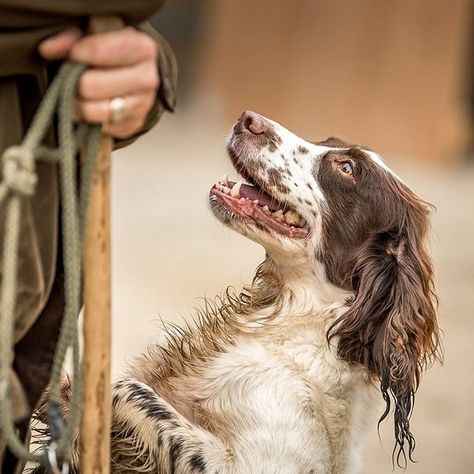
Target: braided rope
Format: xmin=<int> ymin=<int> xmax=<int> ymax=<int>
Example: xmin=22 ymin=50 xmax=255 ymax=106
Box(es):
xmin=0 ymin=62 xmax=101 ymax=469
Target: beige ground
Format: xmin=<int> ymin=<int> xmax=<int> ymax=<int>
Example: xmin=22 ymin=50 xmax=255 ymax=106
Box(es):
xmin=111 ymin=109 xmax=474 ymax=473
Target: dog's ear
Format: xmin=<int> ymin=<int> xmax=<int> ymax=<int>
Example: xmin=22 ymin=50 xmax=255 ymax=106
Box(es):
xmin=329 ymin=206 xmax=440 ymax=467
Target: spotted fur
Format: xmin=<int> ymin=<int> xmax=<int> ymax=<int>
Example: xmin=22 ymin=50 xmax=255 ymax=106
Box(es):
xmin=31 ymin=112 xmax=439 ymax=473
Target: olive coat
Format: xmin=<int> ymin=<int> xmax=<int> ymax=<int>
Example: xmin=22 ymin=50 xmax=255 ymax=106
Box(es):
xmin=0 ymin=2 xmax=176 ymax=468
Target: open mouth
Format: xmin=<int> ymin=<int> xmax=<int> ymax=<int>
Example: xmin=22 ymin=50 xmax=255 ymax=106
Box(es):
xmin=210 ymin=174 xmax=309 ymax=240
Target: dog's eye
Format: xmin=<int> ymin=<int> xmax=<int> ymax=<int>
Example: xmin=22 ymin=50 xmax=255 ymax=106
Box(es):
xmin=339 ymin=161 xmax=353 ymax=175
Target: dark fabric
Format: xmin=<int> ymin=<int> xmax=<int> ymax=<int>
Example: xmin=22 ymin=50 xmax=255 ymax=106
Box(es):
xmin=0 ymin=0 xmax=166 ymax=76
xmin=0 ymin=3 xmax=177 ymax=469
xmin=0 ymin=75 xmax=59 ymax=346
xmin=2 ymin=273 xmax=64 ymax=474
xmin=14 ymin=271 xmax=65 ymax=415
xmin=1 ymin=422 xmax=28 ymax=473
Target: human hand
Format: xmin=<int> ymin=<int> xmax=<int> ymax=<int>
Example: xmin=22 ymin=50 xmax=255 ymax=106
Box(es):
xmin=39 ymin=27 xmax=160 ymax=139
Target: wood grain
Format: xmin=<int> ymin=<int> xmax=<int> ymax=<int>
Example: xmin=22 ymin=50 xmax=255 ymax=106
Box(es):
xmin=80 ymin=134 xmax=112 ymax=474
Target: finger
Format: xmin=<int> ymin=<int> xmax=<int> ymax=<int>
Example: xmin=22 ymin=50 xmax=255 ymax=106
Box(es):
xmin=78 ymin=62 xmax=159 ymax=100
xmin=103 ymin=118 xmax=144 ymax=139
xmin=75 ymin=93 xmax=155 ymax=124
xmin=69 ymin=27 xmax=157 ymax=67
xmin=39 ymin=28 xmax=83 ymax=60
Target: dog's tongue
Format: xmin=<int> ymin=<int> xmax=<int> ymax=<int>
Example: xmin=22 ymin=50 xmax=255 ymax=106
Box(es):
xmin=227 ymin=180 xmax=282 ymax=212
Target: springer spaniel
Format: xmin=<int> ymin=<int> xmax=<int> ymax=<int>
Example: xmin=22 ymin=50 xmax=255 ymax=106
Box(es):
xmin=35 ymin=111 xmax=440 ymax=473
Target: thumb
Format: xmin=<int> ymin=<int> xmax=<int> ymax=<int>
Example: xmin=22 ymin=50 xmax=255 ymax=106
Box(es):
xmin=39 ymin=28 xmax=83 ymax=60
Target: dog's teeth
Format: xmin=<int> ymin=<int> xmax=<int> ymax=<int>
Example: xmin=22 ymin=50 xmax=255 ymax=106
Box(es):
xmin=273 ymin=209 xmax=284 ymax=219
xmin=218 ymin=173 xmax=228 ymax=185
xmin=253 ymin=200 xmax=259 ymax=204
xmin=231 ymin=181 xmax=242 ymax=198
xmin=284 ymin=210 xmax=301 ymax=225
xmin=263 ymin=205 xmax=270 ymax=212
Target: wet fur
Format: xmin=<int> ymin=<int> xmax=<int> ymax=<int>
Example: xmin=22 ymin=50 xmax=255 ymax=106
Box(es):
xmin=31 ymin=113 xmax=440 ymax=473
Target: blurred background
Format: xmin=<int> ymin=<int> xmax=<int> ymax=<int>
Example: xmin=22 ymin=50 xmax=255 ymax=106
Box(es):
xmin=111 ymin=1 xmax=474 ymax=472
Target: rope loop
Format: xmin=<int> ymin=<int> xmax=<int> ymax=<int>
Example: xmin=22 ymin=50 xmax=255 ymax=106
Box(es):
xmin=2 ymin=146 xmax=37 ymax=196
xmin=0 ymin=62 xmax=100 ymax=468
xmin=47 ymin=442 xmax=70 ymax=474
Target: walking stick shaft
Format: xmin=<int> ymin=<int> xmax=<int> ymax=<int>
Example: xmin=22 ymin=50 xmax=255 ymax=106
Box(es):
xmin=80 ymin=16 xmax=123 ymax=474
xmin=80 ymin=136 xmax=112 ymax=474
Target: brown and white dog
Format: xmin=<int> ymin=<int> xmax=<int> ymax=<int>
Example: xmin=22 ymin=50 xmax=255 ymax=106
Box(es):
xmin=36 ymin=111 xmax=440 ymax=473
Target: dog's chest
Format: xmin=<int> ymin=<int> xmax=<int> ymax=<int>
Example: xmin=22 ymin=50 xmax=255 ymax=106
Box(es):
xmin=180 ymin=334 xmax=371 ymax=473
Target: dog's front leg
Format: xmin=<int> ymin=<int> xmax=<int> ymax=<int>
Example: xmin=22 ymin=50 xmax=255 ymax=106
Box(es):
xmin=111 ymin=379 xmax=233 ymax=473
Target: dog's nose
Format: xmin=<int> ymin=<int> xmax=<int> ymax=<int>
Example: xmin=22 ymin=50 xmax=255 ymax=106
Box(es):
xmin=239 ymin=110 xmax=268 ymax=135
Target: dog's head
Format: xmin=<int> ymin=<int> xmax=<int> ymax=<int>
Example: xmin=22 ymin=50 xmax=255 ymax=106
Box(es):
xmin=209 ymin=111 xmax=440 ymax=466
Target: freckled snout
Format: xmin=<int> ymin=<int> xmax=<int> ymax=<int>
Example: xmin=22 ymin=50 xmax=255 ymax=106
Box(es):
xmin=234 ymin=110 xmax=270 ymax=135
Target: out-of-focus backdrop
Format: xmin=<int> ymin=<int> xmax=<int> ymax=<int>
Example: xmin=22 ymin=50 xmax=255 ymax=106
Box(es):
xmin=111 ymin=1 xmax=474 ymax=472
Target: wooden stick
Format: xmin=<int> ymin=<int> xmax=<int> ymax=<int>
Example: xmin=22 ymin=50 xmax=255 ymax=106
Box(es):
xmin=80 ymin=16 xmax=123 ymax=474
xmin=80 ymin=134 xmax=112 ymax=474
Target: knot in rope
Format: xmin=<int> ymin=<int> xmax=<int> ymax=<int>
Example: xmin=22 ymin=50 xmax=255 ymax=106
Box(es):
xmin=2 ymin=146 xmax=37 ymax=196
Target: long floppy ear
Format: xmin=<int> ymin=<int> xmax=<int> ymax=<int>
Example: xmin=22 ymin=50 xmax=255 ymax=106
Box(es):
xmin=329 ymin=207 xmax=440 ymax=467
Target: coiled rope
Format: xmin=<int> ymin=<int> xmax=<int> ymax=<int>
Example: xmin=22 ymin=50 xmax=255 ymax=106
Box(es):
xmin=0 ymin=62 xmax=101 ymax=471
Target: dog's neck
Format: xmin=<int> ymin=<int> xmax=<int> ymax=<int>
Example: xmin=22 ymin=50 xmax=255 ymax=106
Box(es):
xmin=258 ymin=254 xmax=351 ymax=316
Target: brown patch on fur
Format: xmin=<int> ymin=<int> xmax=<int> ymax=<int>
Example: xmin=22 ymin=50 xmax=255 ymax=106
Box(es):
xmin=266 ymin=130 xmax=282 ymax=152
xmin=315 ymin=136 xmax=354 ymax=148
xmin=276 ymin=183 xmax=290 ymax=194
xmin=261 ymin=166 xmax=289 ymax=194
xmin=267 ymin=167 xmax=281 ymax=184
xmin=317 ymin=148 xmax=440 ymax=467
xmin=297 ymin=146 xmax=309 ymax=154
